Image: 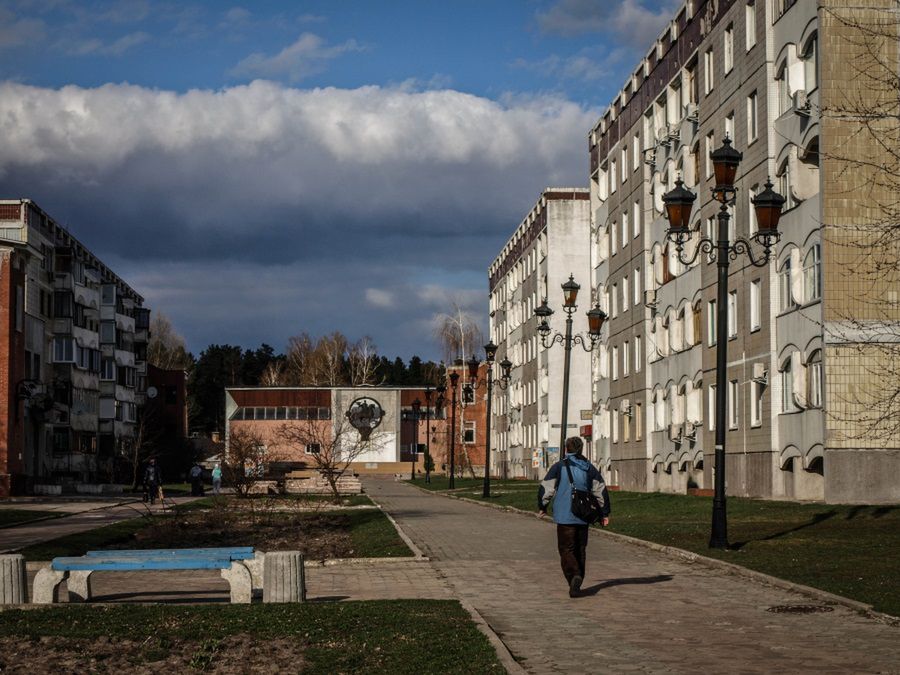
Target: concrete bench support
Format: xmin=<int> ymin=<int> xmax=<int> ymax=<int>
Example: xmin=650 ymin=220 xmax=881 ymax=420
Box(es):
xmin=33 ymin=568 xmax=67 ymax=604
xmin=244 ymin=551 xmax=265 ymax=598
xmin=263 ymin=551 xmax=305 ymax=603
xmin=0 ymin=554 xmax=28 ymax=605
xmin=221 ymin=561 xmax=253 ymax=604
xmin=67 ymin=570 xmax=93 ymax=603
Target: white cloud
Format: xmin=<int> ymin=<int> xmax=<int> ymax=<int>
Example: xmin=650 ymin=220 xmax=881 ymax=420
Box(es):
xmin=230 ymin=33 xmax=364 ymax=82
xmin=0 ymin=8 xmax=45 ymax=48
xmin=513 ymin=50 xmax=624 ymax=83
xmin=365 ymin=288 xmax=395 ymax=308
xmin=66 ymin=30 xmax=149 ymax=56
xmin=537 ymin=0 xmax=678 ymax=48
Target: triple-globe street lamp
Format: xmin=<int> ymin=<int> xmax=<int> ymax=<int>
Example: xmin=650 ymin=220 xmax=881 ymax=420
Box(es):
xmin=533 ymin=277 xmax=607 ymax=465
xmin=465 ymin=343 xmax=512 ymax=498
xmin=410 ymin=398 xmax=421 ymax=481
xmin=421 ymin=385 xmax=445 ymax=484
xmin=447 ymin=371 xmax=460 ymax=489
xmin=662 ymin=136 xmax=786 ymax=549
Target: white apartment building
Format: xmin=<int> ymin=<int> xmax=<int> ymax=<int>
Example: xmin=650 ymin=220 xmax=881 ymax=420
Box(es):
xmin=587 ymin=0 xmax=899 ymax=503
xmin=488 ymin=189 xmax=592 ymax=479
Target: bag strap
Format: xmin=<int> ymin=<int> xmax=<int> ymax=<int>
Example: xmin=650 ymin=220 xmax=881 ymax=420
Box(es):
xmin=563 ymin=457 xmax=576 ymax=487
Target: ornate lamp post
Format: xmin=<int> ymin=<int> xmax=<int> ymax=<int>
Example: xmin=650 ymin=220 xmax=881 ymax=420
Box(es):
xmin=448 ymin=371 xmax=460 ymax=489
xmin=410 ymin=398 xmax=421 ymax=481
xmin=534 ymin=276 xmax=607 ymax=462
xmin=466 ymin=343 xmax=512 ymax=498
xmin=662 ymin=137 xmax=785 ymax=549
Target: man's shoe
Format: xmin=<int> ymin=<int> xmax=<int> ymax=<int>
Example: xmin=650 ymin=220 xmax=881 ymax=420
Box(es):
xmin=569 ymin=575 xmax=583 ymax=598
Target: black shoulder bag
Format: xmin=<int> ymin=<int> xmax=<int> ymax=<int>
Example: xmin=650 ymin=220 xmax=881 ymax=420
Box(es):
xmin=564 ymin=458 xmax=603 ymax=525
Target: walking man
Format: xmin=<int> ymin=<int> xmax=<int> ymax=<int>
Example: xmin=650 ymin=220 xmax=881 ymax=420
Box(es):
xmin=143 ymin=458 xmax=162 ymax=505
xmin=537 ymin=437 xmax=611 ymax=597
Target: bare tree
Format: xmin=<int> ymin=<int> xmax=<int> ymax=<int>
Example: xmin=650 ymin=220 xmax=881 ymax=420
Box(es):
xmin=147 ymin=312 xmax=192 ymax=370
xmin=128 ymin=408 xmax=162 ymax=490
xmin=259 ymin=360 xmax=287 ymax=387
xmin=276 ymin=415 xmax=385 ymax=503
xmin=817 ymin=5 xmax=900 ymax=444
xmin=312 ymin=331 xmax=349 ymax=386
xmin=224 ymin=427 xmax=278 ymax=497
xmin=348 ymin=335 xmax=380 ymax=385
xmin=285 ymin=332 xmax=316 ymax=385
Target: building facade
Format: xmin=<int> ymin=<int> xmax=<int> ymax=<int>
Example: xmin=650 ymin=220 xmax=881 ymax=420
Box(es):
xmin=225 ymin=386 xmax=453 ymax=477
xmin=586 ymin=0 xmax=899 ymax=503
xmin=0 ymin=199 xmax=150 ymax=495
xmin=488 ymin=189 xmax=592 ymax=479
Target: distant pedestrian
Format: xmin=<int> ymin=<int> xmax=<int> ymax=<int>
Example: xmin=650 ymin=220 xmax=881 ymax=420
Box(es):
xmin=537 ymin=437 xmax=611 ymax=597
xmin=143 ymin=458 xmax=162 ymax=505
xmin=189 ymin=463 xmax=204 ymax=496
xmin=212 ymin=463 xmax=222 ymax=495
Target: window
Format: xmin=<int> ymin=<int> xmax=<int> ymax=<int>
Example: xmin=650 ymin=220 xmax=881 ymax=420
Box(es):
xmin=728 ymin=380 xmax=739 ymax=429
xmin=705 ymin=132 xmax=715 ymax=178
xmin=635 ymin=403 xmax=642 ymax=441
xmin=621 ymin=146 xmax=628 ymax=182
xmin=100 ymin=322 xmax=115 ymax=344
xmin=633 ymin=268 xmax=641 ymax=305
xmin=807 ymin=350 xmax=823 ymax=408
xmin=781 ymin=358 xmax=795 ymax=413
xmin=750 ymin=279 xmax=761 ymax=331
xmin=634 ymin=336 xmax=642 ymax=372
xmin=779 ymin=256 xmax=797 ymax=312
xmin=724 ymin=24 xmax=734 ymax=74
xmin=610 ymin=159 xmax=617 ymax=193
xmin=803 ymin=34 xmax=818 ymax=91
xmin=751 ymin=380 xmax=763 ymax=426
xmin=612 ymin=409 xmax=619 ymax=443
xmin=611 ymin=283 xmax=618 ymax=318
xmin=704 ymin=47 xmax=714 ymax=94
xmin=612 ymin=345 xmax=619 ymax=380
xmin=727 ymin=290 xmax=738 ymax=338
xmin=777 ymin=158 xmax=796 ymax=210
xmin=101 ymin=285 xmax=116 ymax=305
xmin=622 ymin=277 xmax=629 ymax=313
xmin=623 ymin=409 xmax=630 ymax=442
xmin=633 ymin=200 xmax=640 ymax=238
xmin=748 ymin=184 xmax=759 ymax=235
xmin=100 ymin=358 xmax=116 ymax=381
xmin=747 ymin=91 xmax=758 ymax=142
xmin=632 ymin=135 xmax=640 ymax=171
xmin=707 ymin=300 xmax=717 ymax=345
xmin=463 ymin=421 xmax=475 ymax=444
xmin=621 ymin=213 xmax=629 ymax=250
xmin=803 ymin=245 xmax=821 ymax=302
xmin=708 ymin=384 xmax=717 ymax=431
xmin=745 ymin=1 xmax=757 ymax=50
xmin=53 ymin=337 xmax=75 ymax=363
xmin=692 ymin=303 xmax=702 ymax=345
xmin=611 ymin=222 xmax=618 ymax=255
xmin=725 ymin=111 xmax=734 ymax=141
xmin=623 ymin=341 xmax=630 ymax=376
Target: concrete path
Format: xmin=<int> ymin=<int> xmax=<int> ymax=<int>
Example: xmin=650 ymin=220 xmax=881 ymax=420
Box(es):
xmin=0 ymin=497 xmax=195 ymax=553
xmin=364 ymin=477 xmax=899 ymax=675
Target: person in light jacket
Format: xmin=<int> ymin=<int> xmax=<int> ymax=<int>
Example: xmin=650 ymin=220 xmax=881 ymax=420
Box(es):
xmin=211 ymin=463 xmax=222 ymax=495
xmin=537 ymin=437 xmax=611 ymax=597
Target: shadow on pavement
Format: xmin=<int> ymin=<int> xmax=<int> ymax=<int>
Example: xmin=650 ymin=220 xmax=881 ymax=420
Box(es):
xmin=91 ymin=590 xmax=229 ymax=603
xmin=730 ymin=510 xmax=838 ymax=550
xmin=579 ymin=574 xmax=674 ymax=596
xmin=307 ymin=595 xmax=351 ymax=602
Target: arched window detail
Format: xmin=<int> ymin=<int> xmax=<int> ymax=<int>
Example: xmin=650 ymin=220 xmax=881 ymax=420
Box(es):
xmin=802 ymin=32 xmax=818 ymax=92
xmin=780 ymin=356 xmax=795 ymax=413
xmin=807 ymin=349 xmax=823 ymax=408
xmin=803 ymin=244 xmax=821 ymax=302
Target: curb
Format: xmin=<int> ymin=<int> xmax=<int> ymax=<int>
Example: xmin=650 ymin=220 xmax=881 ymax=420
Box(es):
xmin=417 ymin=485 xmax=900 ymax=627
xmin=459 ymin=599 xmax=528 ymax=675
xmin=367 ymin=493 xmax=429 ymax=561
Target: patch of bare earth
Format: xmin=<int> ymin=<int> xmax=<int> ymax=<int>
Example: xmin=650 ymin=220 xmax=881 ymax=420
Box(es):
xmin=116 ymin=508 xmax=361 ymax=559
xmin=0 ymin=634 xmax=303 ymax=674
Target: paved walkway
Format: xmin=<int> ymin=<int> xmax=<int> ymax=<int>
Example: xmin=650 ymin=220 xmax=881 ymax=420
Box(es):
xmin=364 ymin=478 xmax=899 ymax=675
xmin=0 ymin=497 xmax=194 ymax=553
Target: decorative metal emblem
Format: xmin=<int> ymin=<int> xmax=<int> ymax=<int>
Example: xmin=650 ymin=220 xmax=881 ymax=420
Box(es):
xmin=346 ymin=397 xmax=384 ymax=440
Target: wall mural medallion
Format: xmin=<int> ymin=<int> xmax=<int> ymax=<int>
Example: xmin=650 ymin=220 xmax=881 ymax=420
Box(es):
xmin=346 ymin=397 xmax=385 ymax=440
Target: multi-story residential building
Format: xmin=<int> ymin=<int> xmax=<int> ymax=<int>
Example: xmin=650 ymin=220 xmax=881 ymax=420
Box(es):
xmin=0 ymin=199 xmax=150 ymax=495
xmin=488 ymin=189 xmax=592 ymax=479
xmin=587 ymin=0 xmax=899 ymax=503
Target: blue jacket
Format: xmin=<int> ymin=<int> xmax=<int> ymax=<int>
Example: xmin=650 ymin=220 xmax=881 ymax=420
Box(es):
xmin=537 ymin=454 xmax=611 ymax=525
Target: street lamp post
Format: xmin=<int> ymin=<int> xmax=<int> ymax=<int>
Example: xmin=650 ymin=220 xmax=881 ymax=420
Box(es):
xmin=662 ymin=137 xmax=785 ymax=549
xmin=410 ymin=398 xmax=421 ymax=481
xmin=423 ymin=387 xmax=433 ymax=484
xmin=448 ymin=371 xmax=460 ymax=489
xmin=466 ymin=343 xmax=512 ymax=498
xmin=534 ymin=276 xmax=607 ymax=463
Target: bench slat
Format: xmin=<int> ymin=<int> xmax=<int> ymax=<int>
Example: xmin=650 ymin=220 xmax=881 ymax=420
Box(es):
xmin=85 ymin=547 xmax=254 ymax=559
xmin=52 ymin=557 xmax=236 ymax=571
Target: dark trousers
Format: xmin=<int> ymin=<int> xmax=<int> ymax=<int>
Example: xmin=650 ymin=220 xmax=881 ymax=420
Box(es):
xmin=557 ymin=524 xmax=589 ymax=583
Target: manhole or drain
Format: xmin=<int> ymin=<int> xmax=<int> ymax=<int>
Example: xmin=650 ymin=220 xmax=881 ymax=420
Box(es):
xmin=766 ymin=604 xmax=835 ymax=614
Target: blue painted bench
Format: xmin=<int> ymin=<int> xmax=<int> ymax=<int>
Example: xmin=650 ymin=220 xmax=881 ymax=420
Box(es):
xmin=33 ymin=547 xmax=264 ymax=604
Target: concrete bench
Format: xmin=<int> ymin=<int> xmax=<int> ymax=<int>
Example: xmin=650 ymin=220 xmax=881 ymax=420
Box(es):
xmin=33 ymin=547 xmax=265 ymax=604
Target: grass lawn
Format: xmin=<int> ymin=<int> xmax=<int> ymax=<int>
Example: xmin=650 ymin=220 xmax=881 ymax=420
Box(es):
xmin=413 ymin=478 xmax=900 ymax=616
xmin=0 ymin=509 xmax=62 ymax=528
xmin=18 ymin=501 xmax=410 ymax=561
xmin=0 ymin=600 xmax=503 ymax=674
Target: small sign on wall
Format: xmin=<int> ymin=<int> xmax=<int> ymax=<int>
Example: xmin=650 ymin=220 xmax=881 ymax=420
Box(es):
xmin=580 ymin=409 xmax=592 ymax=420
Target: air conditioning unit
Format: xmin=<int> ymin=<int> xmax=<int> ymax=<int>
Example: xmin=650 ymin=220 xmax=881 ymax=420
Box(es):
xmin=683 ymin=422 xmax=697 ymax=440
xmin=685 ymin=103 xmax=699 ymax=122
xmin=752 ymin=362 xmax=769 ymax=386
xmin=643 ymin=289 xmax=658 ymax=308
xmin=792 ymin=90 xmax=810 ymax=117
xmin=643 ymin=149 xmax=657 ymax=167
xmin=668 ymin=423 xmax=683 ymax=442
xmin=656 ymin=127 xmax=671 ymax=147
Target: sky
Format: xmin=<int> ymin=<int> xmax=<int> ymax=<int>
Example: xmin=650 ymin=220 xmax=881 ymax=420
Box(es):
xmin=0 ymin=0 xmax=678 ymax=361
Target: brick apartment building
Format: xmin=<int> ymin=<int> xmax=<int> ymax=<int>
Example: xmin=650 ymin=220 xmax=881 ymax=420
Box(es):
xmin=0 ymin=199 xmax=150 ymax=495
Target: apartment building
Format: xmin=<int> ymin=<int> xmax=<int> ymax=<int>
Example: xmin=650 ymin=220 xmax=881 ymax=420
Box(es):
xmin=0 ymin=199 xmax=150 ymax=495
xmin=587 ymin=0 xmax=899 ymax=503
xmin=488 ymin=189 xmax=592 ymax=479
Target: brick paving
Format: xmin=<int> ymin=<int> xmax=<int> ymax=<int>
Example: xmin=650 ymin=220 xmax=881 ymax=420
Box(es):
xmin=364 ymin=477 xmax=899 ymax=675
